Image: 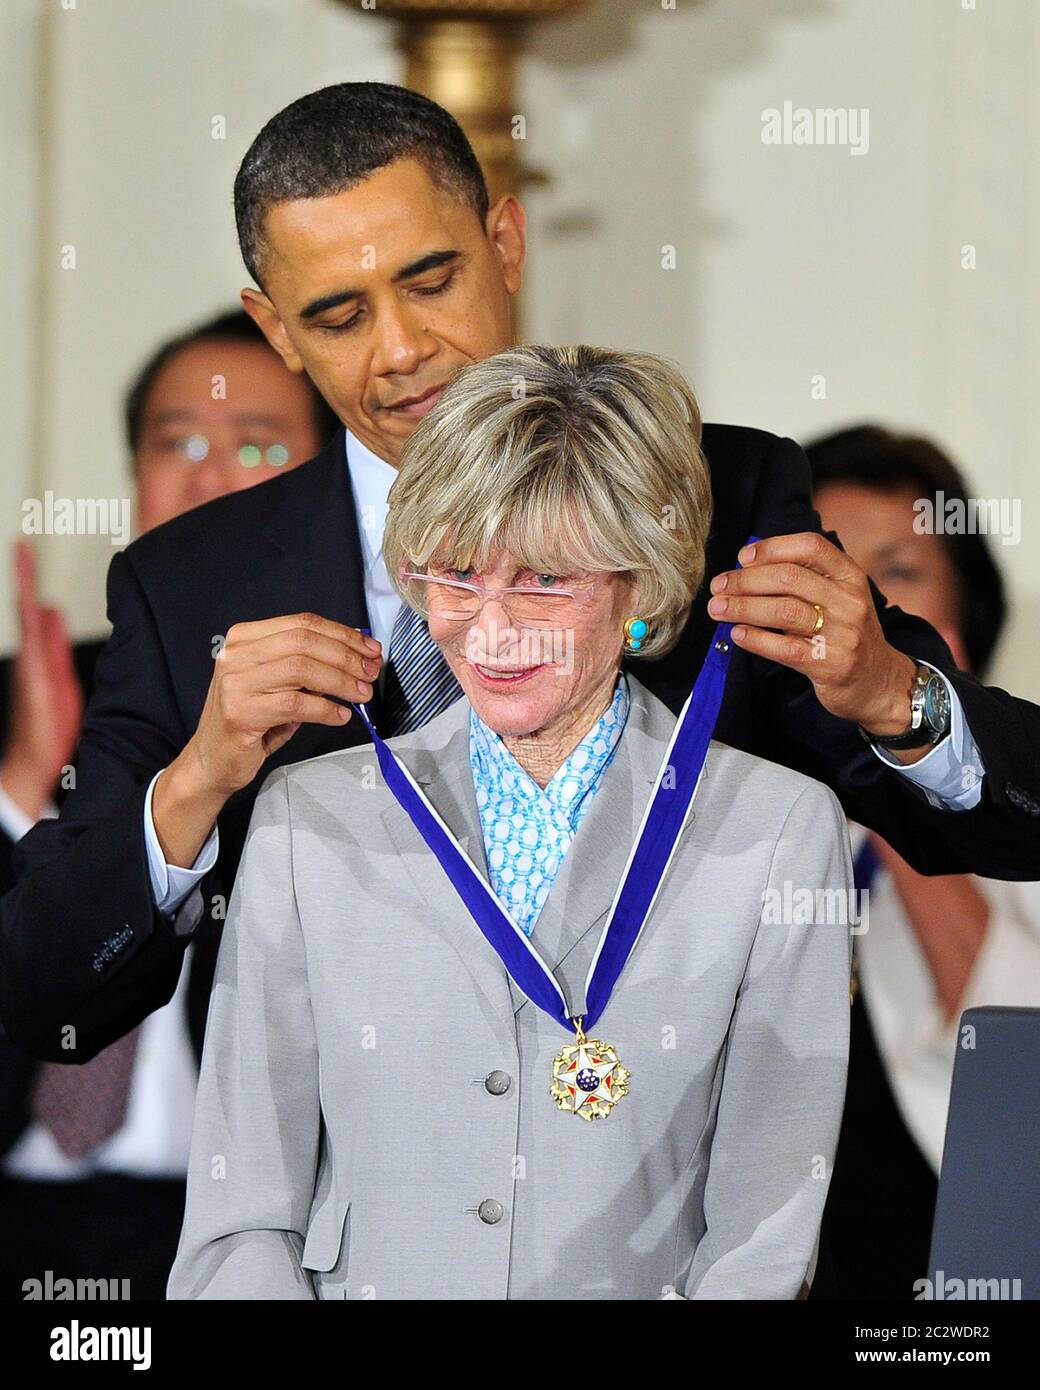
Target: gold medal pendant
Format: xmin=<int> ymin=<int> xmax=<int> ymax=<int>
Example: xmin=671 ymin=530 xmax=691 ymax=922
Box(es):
xmin=551 ymin=1017 xmax=630 ymax=1120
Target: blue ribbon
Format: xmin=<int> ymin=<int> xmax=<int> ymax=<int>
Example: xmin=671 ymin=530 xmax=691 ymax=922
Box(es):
xmin=852 ymin=837 xmax=880 ymax=894
xmin=353 ymin=537 xmax=759 ymax=1034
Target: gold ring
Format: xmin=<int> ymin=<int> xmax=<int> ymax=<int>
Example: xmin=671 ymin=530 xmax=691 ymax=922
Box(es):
xmin=810 ymin=603 xmax=825 ymax=635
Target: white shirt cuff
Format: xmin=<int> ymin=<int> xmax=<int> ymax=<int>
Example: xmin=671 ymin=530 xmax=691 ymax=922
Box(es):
xmin=0 ymin=777 xmax=57 ymax=842
xmin=869 ymin=660 xmax=985 ymax=810
xmin=143 ymin=769 xmax=219 ymax=915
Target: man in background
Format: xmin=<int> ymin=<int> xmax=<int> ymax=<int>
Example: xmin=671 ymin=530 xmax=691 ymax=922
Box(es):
xmin=0 ymin=308 xmax=336 ymax=1300
xmin=0 ymin=309 xmax=336 ymax=875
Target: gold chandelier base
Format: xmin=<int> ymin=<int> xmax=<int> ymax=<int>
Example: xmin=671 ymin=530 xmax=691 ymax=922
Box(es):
xmin=350 ymin=0 xmax=592 ymax=207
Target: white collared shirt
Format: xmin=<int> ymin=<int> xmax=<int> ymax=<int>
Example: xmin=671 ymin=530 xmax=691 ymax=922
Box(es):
xmin=343 ymin=428 xmax=401 ymax=657
xmin=852 ymin=823 xmax=1040 ymax=1173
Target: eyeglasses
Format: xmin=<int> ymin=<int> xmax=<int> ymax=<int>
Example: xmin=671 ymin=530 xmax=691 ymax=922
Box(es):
xmin=169 ymin=435 xmax=292 ymax=468
xmin=400 ymin=570 xmax=597 ymax=627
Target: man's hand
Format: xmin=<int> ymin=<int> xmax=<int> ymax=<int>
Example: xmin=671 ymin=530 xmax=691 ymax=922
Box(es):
xmin=152 ymin=613 xmax=382 ymax=868
xmin=0 ymin=539 xmax=84 ymax=822
xmin=707 ymin=531 xmax=924 ymax=755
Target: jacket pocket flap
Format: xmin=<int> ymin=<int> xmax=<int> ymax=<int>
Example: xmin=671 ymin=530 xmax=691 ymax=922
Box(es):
xmin=301 ymin=1198 xmax=351 ymax=1272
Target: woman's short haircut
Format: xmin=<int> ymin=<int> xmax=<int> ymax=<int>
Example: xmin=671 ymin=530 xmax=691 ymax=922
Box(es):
xmin=806 ymin=424 xmax=1007 ymax=676
xmin=234 ymin=82 xmax=489 ymax=289
xmin=383 ymin=344 xmax=713 ymax=661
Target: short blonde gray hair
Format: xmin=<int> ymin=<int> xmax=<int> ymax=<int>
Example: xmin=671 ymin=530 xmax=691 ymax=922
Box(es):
xmin=382 ymin=344 xmax=713 ymax=659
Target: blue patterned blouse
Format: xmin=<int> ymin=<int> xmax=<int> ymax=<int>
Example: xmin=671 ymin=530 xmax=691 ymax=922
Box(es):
xmin=468 ymin=673 xmax=631 ymax=937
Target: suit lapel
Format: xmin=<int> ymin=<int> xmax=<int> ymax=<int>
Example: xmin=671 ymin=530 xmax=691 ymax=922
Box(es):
xmin=379 ymin=680 xmax=686 ymax=1029
xmin=379 ymin=704 xmax=520 ymax=1055
xmin=248 ymin=428 xmax=389 ymax=758
xmin=254 ymin=428 xmax=367 ymax=620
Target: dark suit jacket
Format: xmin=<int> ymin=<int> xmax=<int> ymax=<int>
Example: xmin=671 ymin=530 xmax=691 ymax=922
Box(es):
xmin=809 ymin=988 xmax=939 ymax=1300
xmin=0 ymin=640 xmax=103 ymax=1155
xmin=2 ymin=424 xmax=1038 ymax=1066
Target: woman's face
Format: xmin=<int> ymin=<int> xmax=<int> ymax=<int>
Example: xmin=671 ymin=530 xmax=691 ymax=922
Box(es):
xmin=426 ymin=548 xmax=640 ymax=737
xmin=814 ymin=482 xmax=970 ymax=670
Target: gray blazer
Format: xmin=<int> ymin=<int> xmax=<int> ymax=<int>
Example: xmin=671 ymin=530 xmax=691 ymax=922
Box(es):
xmin=168 ymin=674 xmax=853 ymax=1300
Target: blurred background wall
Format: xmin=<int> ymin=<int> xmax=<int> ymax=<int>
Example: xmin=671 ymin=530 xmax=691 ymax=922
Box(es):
xmin=2 ymin=0 xmax=1037 ymax=697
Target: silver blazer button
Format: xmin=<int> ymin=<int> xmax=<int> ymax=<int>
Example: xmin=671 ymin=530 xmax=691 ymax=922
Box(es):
xmin=478 ymin=1199 xmax=504 ymax=1225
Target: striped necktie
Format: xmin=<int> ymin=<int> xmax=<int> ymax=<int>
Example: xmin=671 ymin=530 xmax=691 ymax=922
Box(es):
xmin=381 ymin=601 xmax=464 ymax=736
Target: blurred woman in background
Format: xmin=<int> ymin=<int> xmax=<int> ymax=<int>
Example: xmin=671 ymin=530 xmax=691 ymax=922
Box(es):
xmin=807 ymin=424 xmax=1040 ymax=1300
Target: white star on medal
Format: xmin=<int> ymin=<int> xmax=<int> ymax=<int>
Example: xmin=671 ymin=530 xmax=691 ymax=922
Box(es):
xmin=567 ymin=1043 xmax=615 ymax=1109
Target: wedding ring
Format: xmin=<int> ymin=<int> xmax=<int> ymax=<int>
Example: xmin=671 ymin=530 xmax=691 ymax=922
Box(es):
xmin=810 ymin=603 xmax=825 ymax=635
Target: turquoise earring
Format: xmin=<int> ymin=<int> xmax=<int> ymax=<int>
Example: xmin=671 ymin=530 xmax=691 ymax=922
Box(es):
xmin=623 ymin=617 xmax=649 ymax=650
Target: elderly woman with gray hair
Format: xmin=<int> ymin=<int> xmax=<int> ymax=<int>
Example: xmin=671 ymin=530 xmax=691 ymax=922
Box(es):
xmin=169 ymin=345 xmax=853 ymax=1302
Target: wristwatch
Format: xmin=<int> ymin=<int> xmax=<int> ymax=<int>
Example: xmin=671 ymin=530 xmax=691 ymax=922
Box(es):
xmin=859 ymin=662 xmax=951 ymax=750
